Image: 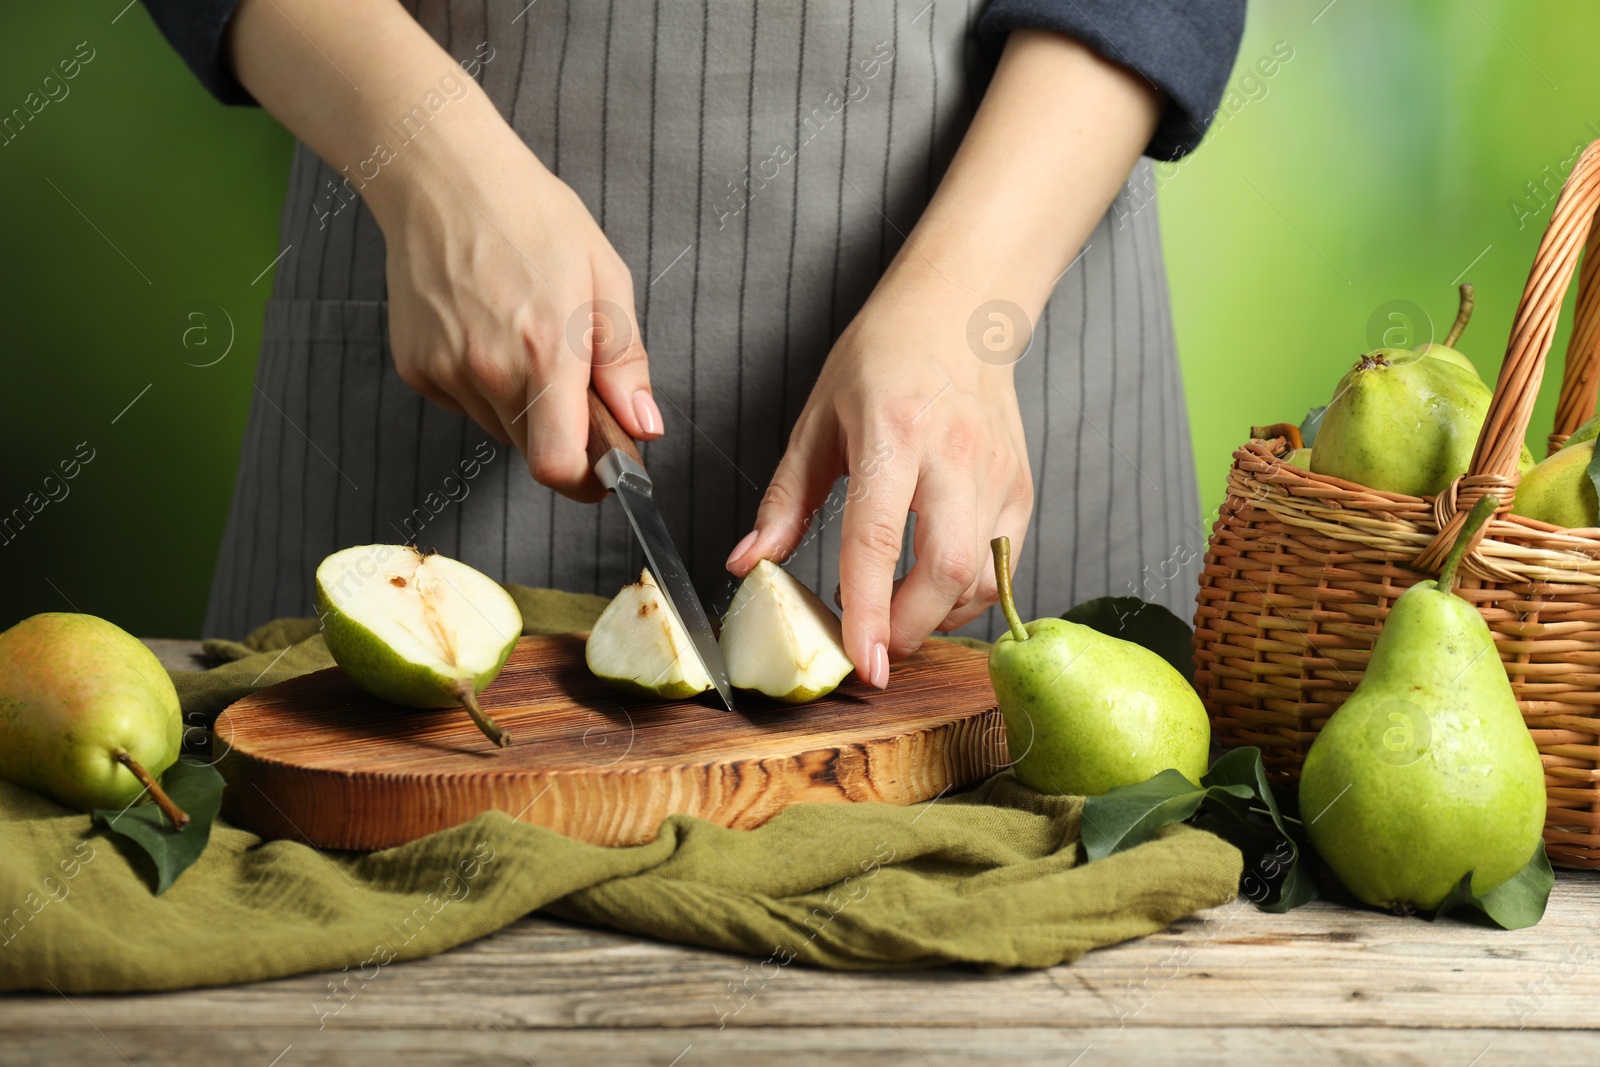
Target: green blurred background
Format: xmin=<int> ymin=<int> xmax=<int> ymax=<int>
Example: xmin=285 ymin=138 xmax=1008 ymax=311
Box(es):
xmin=1 ymin=0 xmax=1597 ymax=637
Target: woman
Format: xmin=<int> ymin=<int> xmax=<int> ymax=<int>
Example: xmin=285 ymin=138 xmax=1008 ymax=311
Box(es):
xmin=143 ymin=0 xmax=1244 ymax=688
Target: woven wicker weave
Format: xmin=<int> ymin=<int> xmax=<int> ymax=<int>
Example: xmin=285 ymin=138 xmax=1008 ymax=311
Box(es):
xmin=1195 ymin=139 xmax=1600 ymax=870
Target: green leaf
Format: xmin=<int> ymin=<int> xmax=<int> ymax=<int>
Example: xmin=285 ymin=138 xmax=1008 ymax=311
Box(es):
xmin=1300 ymin=404 xmax=1328 ymax=447
xmin=1062 ymin=597 xmax=1195 ymax=684
xmin=1080 ymin=768 xmax=1252 ymax=862
xmin=1080 ymin=748 xmax=1319 ymax=912
xmin=1427 ymin=842 xmax=1554 ymax=930
xmin=1200 ymin=748 xmax=1318 ymax=911
xmin=1586 ymin=437 xmax=1600 ymax=515
xmin=93 ymin=759 xmax=225 ymax=894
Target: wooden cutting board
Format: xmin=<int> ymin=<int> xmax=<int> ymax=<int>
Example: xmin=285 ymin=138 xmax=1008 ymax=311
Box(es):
xmin=214 ymin=634 xmax=1006 ymax=849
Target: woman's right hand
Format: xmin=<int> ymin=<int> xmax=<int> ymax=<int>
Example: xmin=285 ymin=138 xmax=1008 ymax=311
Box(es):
xmin=372 ymin=117 xmax=661 ymax=501
xmin=226 ymin=0 xmax=660 ymax=502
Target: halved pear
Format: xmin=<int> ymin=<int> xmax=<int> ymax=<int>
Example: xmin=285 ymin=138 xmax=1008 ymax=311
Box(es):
xmin=586 ymin=569 xmax=713 ymax=699
xmin=720 ymin=560 xmax=854 ymax=703
xmin=315 ymin=545 xmax=522 ymax=747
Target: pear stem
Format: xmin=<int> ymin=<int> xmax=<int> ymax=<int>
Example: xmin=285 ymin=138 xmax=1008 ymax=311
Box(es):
xmin=1437 ymin=495 xmax=1498 ymax=596
xmin=450 ymin=680 xmax=512 ymax=748
xmin=991 ymin=537 xmax=1029 ymax=643
xmin=115 ymin=750 xmax=190 ymax=831
xmin=1442 ymin=283 xmax=1476 ymax=348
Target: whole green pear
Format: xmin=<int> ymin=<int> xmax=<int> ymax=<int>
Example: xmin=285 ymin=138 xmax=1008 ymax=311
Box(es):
xmin=0 ymin=613 xmax=187 ymax=825
xmin=1513 ymin=439 xmax=1598 ymax=528
xmin=1311 ymin=349 xmax=1493 ymax=497
xmin=986 ymin=538 xmax=1209 ymax=796
xmin=1299 ymin=498 xmax=1546 ymax=913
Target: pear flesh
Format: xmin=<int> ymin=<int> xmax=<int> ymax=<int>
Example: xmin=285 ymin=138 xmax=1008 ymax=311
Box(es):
xmin=587 ymin=569 xmax=713 ymax=699
xmin=986 ymin=538 xmax=1209 ymax=796
xmin=315 ymin=545 xmax=522 ymax=747
xmin=1311 ymin=349 xmax=1493 ymax=497
xmin=1299 ymin=501 xmax=1547 ymax=912
xmin=0 ymin=613 xmax=188 ymax=826
xmin=719 ymin=560 xmax=854 ymax=703
xmin=1513 ymin=439 xmax=1599 ymax=528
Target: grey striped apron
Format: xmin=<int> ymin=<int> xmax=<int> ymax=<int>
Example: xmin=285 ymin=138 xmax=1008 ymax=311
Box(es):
xmin=203 ymin=0 xmax=1203 ymax=642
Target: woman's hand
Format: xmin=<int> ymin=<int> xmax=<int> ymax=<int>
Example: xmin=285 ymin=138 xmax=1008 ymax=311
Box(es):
xmin=726 ymin=268 xmax=1033 ymax=687
xmin=226 ymin=0 xmax=660 ymax=501
xmin=374 ymin=121 xmax=660 ymax=501
xmin=728 ymin=29 xmax=1163 ymax=684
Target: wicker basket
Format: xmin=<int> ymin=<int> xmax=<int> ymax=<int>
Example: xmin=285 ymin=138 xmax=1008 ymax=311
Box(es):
xmin=1194 ymin=138 xmax=1600 ymax=870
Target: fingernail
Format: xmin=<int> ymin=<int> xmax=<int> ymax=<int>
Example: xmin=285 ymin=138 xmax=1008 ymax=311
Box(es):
xmin=869 ymin=642 xmax=889 ymax=689
xmin=726 ymin=529 xmax=758 ymax=569
xmin=633 ymin=390 xmax=662 ymax=436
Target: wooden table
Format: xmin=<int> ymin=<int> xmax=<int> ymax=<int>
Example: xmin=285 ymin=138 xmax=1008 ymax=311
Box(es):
xmin=6 ymin=641 xmax=1598 ymax=1066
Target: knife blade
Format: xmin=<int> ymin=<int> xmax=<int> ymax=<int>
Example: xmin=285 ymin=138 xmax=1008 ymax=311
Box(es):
xmin=586 ymin=388 xmax=736 ymax=711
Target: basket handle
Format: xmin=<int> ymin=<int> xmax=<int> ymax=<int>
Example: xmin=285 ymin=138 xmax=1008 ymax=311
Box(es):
xmin=1415 ymin=138 xmax=1600 ymax=574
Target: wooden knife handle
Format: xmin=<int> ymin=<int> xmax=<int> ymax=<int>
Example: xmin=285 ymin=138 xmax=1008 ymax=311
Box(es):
xmin=586 ymin=387 xmax=644 ymax=470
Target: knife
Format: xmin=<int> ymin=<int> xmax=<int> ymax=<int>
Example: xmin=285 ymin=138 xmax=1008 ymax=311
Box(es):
xmin=586 ymin=387 xmax=736 ymax=711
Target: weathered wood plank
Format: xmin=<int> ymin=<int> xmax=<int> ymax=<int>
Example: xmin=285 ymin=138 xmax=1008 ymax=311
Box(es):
xmin=4 ymin=875 xmax=1597 ymax=1036
xmin=2 ymin=1025 xmax=1591 ymax=1066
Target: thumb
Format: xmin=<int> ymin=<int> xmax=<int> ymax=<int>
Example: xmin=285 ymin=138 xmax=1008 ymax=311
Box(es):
xmin=582 ymin=271 xmax=662 ymax=442
xmin=728 ymin=421 xmax=842 ymax=576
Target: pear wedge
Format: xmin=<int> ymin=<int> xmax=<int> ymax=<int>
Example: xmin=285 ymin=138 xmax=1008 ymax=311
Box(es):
xmin=315 ymin=545 xmax=522 ymax=747
xmin=720 ymin=560 xmax=854 ymax=703
xmin=586 ymin=569 xmax=713 ymax=699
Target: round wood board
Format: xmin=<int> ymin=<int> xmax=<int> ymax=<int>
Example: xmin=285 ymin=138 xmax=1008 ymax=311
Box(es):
xmin=214 ymin=634 xmax=1006 ymax=849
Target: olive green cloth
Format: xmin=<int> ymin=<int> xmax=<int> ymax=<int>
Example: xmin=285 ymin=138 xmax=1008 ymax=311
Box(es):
xmin=0 ymin=587 xmax=1243 ymax=993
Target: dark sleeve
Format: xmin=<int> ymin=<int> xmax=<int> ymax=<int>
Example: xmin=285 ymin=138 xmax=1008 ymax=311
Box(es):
xmin=976 ymin=0 xmax=1247 ymax=160
xmin=140 ymin=0 xmax=255 ymax=106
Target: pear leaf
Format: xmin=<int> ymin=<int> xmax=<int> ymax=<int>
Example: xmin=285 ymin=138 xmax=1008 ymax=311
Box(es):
xmin=1062 ymin=597 xmax=1195 ymax=684
xmin=1300 ymin=404 xmax=1328 ymax=447
xmin=1585 ymin=438 xmax=1600 ymax=515
xmin=1080 ymin=748 xmax=1319 ymax=911
xmin=93 ymin=759 xmax=225 ymax=895
xmin=1426 ymin=842 xmax=1553 ymax=930
xmin=1079 ymin=768 xmax=1252 ymax=861
xmin=1194 ymin=747 xmax=1318 ymax=912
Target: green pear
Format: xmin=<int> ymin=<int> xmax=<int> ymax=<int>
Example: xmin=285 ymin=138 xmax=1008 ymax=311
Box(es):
xmin=1513 ymin=439 xmax=1599 ymax=528
xmin=1519 ymin=442 xmax=1538 ymax=476
xmin=987 ymin=538 xmax=1209 ymax=796
xmin=587 ymin=569 xmax=713 ymax=699
xmin=1311 ymin=349 xmax=1493 ymax=497
xmin=1415 ymin=283 xmax=1480 ymax=377
xmin=315 ymin=545 xmax=522 ymax=747
xmin=1299 ymin=497 xmax=1547 ymax=913
xmin=1285 ymin=447 xmax=1314 ymax=469
xmin=0 ymin=613 xmax=188 ymax=827
xmin=719 ymin=560 xmax=853 ymax=702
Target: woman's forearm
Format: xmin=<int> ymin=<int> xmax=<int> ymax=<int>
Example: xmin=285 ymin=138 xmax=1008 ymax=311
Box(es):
xmin=892 ymin=29 xmax=1164 ymax=315
xmin=222 ymin=0 xmax=662 ymax=494
xmin=224 ymin=0 xmax=521 ymax=223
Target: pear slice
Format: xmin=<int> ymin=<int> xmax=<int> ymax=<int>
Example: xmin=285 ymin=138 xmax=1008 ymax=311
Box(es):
xmin=719 ymin=560 xmax=854 ymax=703
xmin=586 ymin=569 xmax=714 ymax=699
xmin=315 ymin=545 xmax=522 ymax=747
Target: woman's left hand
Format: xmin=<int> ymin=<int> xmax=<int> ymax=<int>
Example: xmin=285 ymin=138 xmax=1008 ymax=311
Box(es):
xmin=724 ymin=262 xmax=1034 ymax=689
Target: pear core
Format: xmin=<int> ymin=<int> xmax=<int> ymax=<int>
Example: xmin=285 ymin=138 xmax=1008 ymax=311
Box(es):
xmin=719 ymin=560 xmax=854 ymax=703
xmin=586 ymin=569 xmax=713 ymax=699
